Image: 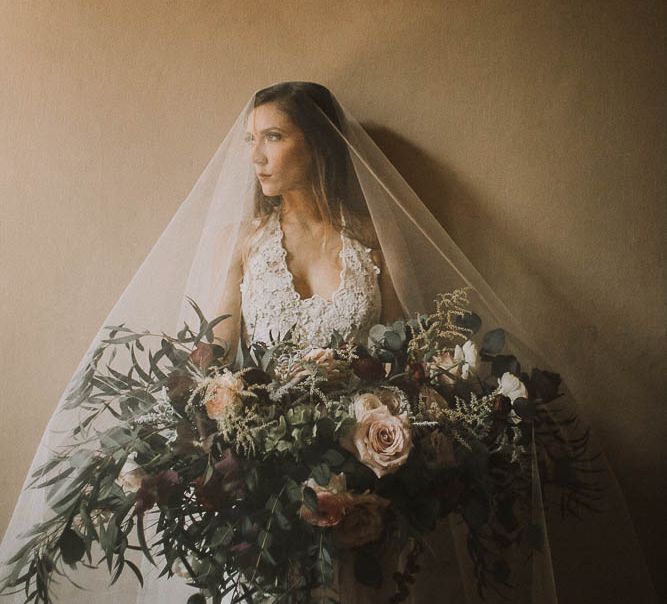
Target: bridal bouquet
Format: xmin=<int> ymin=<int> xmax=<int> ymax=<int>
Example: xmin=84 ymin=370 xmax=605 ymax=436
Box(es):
xmin=0 ymin=289 xmax=597 ymax=604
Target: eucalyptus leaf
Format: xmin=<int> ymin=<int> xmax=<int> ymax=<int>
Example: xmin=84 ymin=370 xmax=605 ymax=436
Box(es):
xmin=311 ymin=463 xmax=331 ymax=487
xmin=368 ymin=324 xmax=386 ymax=342
xmin=321 ymin=449 xmax=345 ymax=467
xmin=210 ymin=525 xmax=234 ymax=548
xmin=302 ymin=487 xmax=318 ymax=512
xmin=59 ymin=529 xmax=85 ymax=565
xmin=284 ymin=477 xmax=302 ymax=503
xmin=481 ymin=328 xmax=506 ymax=355
xmin=130 ymin=346 xmax=151 ymax=383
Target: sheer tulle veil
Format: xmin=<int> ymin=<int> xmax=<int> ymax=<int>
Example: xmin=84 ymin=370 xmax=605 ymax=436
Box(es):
xmin=0 ymin=82 xmax=658 ymax=603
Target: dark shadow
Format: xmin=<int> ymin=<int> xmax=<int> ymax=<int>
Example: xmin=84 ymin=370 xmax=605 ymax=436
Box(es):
xmin=362 ymin=122 xmax=666 ymax=599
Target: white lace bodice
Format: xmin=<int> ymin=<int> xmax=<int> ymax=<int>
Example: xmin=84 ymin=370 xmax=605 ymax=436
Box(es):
xmin=240 ymin=210 xmax=382 ymax=348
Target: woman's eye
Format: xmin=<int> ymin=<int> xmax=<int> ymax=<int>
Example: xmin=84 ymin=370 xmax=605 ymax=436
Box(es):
xmin=266 ymin=132 xmax=282 ymax=141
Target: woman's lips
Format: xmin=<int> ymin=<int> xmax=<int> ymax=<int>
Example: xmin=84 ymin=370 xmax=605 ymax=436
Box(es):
xmin=258 ymin=174 xmax=271 ymax=180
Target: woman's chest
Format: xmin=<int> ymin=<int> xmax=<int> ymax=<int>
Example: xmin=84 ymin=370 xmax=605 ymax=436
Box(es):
xmin=239 ymin=216 xmax=382 ymax=345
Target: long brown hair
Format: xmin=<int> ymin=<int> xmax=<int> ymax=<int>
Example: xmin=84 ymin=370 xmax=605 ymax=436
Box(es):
xmin=244 ymin=82 xmax=377 ymax=259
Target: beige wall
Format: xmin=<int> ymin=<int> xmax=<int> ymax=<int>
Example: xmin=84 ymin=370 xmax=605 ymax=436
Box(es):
xmin=1 ymin=0 xmax=665 ymax=600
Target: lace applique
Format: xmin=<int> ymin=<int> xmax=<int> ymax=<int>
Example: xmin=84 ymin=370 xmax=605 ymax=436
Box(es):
xmin=240 ymin=211 xmax=382 ymax=348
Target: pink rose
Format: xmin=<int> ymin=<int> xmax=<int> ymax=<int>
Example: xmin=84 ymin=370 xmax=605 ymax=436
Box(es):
xmin=352 ymin=392 xmax=383 ymax=418
xmin=342 ymin=404 xmax=413 ymax=478
xmin=203 ymin=370 xmax=244 ymax=420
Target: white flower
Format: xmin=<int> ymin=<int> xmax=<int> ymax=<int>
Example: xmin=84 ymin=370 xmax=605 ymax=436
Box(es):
xmin=304 ymin=471 xmax=348 ymax=495
xmin=115 ymin=452 xmax=146 ymax=493
xmin=171 ymin=555 xmax=199 ymax=578
xmin=453 ymin=340 xmax=479 ymax=380
xmin=498 ymin=372 xmax=528 ymax=402
xmin=431 ymin=340 xmax=479 ymax=384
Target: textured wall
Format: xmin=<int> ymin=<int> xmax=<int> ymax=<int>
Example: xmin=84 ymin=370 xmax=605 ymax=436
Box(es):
xmin=1 ymin=1 xmax=664 ymax=600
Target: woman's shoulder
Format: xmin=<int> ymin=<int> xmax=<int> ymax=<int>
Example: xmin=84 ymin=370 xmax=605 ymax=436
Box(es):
xmin=237 ymin=212 xmax=277 ymax=266
xmin=345 ymin=212 xmax=383 ymax=269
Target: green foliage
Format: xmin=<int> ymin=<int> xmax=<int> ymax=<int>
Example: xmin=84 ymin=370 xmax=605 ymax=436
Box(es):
xmin=0 ymin=291 xmax=595 ymax=604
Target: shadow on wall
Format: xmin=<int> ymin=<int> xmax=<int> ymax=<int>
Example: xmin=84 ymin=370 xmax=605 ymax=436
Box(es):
xmin=364 ymin=123 xmax=666 ymax=600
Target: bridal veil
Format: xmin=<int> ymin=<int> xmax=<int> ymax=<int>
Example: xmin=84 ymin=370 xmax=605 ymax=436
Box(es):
xmin=0 ymin=82 xmax=657 ymax=603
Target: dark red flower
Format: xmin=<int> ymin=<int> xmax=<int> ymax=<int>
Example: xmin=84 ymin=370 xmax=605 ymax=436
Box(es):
xmin=155 ymin=469 xmax=181 ymax=505
xmin=407 ymin=362 xmax=427 ymax=386
xmin=229 ymin=541 xmax=251 ymax=555
xmin=189 ymin=342 xmax=226 ymax=370
xmin=351 ymin=356 xmax=385 ymax=381
xmin=493 ymin=395 xmax=512 ymax=415
xmin=134 ymin=486 xmax=156 ymax=515
xmin=134 ymin=470 xmax=181 ymax=515
xmin=166 ymin=372 xmax=194 ymax=411
xmin=229 ymin=541 xmax=255 ymax=569
xmin=193 ymin=450 xmax=245 ymax=511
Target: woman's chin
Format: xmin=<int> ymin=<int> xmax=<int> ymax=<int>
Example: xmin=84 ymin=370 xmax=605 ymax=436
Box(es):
xmin=260 ymin=184 xmax=280 ymax=197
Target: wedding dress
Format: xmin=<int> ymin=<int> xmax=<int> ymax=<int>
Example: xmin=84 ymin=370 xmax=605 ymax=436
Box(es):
xmin=240 ymin=209 xmax=382 ymax=349
xmin=0 ymin=81 xmax=658 ymax=604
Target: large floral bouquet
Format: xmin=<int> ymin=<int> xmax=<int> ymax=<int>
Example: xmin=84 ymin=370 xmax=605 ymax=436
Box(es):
xmin=0 ymin=289 xmax=597 ymax=603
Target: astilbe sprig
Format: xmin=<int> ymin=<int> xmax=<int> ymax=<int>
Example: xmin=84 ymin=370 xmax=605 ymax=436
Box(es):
xmin=407 ymin=288 xmax=473 ymax=362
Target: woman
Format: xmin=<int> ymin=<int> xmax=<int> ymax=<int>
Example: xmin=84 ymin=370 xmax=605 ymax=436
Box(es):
xmin=217 ymin=82 xmax=404 ymax=358
xmin=0 ymin=81 xmax=657 ymax=604
xmin=233 ymin=82 xmax=415 ymax=603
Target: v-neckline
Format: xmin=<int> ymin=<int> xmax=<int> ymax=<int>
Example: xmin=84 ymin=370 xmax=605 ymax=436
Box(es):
xmin=274 ymin=212 xmax=346 ymax=304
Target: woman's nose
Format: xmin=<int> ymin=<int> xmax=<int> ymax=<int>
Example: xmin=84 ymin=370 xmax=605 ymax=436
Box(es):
xmin=251 ymin=143 xmax=267 ymax=165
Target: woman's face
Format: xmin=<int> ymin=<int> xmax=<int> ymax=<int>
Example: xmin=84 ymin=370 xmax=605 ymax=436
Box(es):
xmin=245 ymin=102 xmax=313 ymax=197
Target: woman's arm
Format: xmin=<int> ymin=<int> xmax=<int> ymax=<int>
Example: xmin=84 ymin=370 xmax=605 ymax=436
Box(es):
xmin=211 ymin=225 xmax=250 ymax=363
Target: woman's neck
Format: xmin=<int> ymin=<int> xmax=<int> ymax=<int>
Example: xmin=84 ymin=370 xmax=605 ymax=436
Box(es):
xmin=279 ymin=188 xmax=321 ymax=224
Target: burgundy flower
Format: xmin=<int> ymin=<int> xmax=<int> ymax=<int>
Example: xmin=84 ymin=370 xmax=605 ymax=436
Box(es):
xmin=351 ymin=356 xmax=385 ymax=381
xmin=193 ymin=450 xmax=245 ymax=511
xmin=134 ymin=469 xmax=181 ymax=515
xmin=189 ymin=342 xmax=225 ymax=370
xmin=155 ymin=470 xmax=181 ymax=505
xmin=166 ymin=372 xmax=194 ymax=411
xmin=230 ymin=541 xmax=252 ymax=555
xmin=407 ymin=361 xmax=427 ymax=386
xmin=134 ymin=486 xmax=156 ymax=515
xmin=229 ymin=541 xmax=255 ymax=569
xmin=493 ymin=395 xmax=512 ymax=415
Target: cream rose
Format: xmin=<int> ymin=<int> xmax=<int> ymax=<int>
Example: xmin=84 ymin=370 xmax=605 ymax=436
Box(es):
xmin=342 ymin=404 xmax=413 ymax=478
xmin=352 ymin=392 xmax=383 ymax=418
xmin=204 ymin=370 xmax=244 ymax=420
xmin=498 ymin=372 xmax=528 ymax=402
xmin=115 ymin=452 xmax=146 ymax=493
xmin=334 ymin=492 xmax=390 ymax=547
xmin=287 ymin=347 xmax=342 ymax=384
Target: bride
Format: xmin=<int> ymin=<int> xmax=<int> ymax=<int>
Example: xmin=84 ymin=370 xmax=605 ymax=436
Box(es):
xmin=228 ymin=82 xmax=421 ymax=603
xmin=222 ymin=82 xmax=404 ymax=355
xmin=0 ymin=81 xmax=657 ymax=603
